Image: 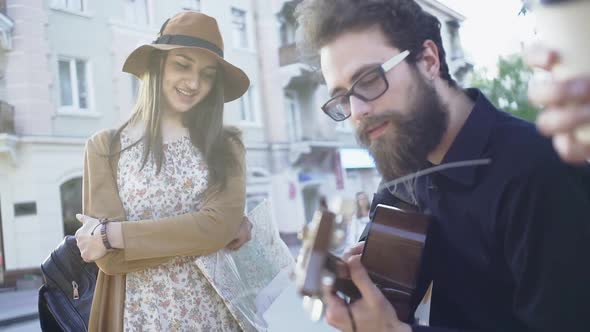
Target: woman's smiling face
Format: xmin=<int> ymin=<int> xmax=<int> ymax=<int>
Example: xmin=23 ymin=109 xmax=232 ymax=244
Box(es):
xmin=161 ymin=48 xmax=218 ymax=114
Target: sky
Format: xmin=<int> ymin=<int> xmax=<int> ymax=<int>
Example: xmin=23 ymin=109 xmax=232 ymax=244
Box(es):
xmin=438 ymin=0 xmax=536 ymax=73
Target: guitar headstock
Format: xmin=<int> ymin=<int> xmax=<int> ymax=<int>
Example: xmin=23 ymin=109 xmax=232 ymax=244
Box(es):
xmin=293 ymin=198 xmax=355 ymax=320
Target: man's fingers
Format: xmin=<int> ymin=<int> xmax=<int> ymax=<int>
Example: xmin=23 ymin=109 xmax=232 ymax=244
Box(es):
xmin=343 ymin=241 xmax=365 ymax=261
xmin=322 ymin=284 xmax=351 ymax=330
xmin=529 ymin=77 xmax=590 ymax=107
xmin=537 ymin=107 xmax=590 ymax=135
xmin=523 ymin=44 xmax=560 ymax=70
xmin=553 ymin=133 xmax=590 ymax=164
xmin=347 ymin=255 xmax=382 ymax=305
xmin=242 ymin=216 xmax=251 ymax=227
xmin=226 ymin=239 xmax=239 ymax=250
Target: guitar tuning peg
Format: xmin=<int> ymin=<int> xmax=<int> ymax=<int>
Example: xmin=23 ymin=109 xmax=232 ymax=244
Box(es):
xmin=302 ymin=295 xmax=325 ymax=322
xmin=297 ymin=223 xmax=308 ymax=241
xmin=322 ymin=274 xmax=335 ymax=287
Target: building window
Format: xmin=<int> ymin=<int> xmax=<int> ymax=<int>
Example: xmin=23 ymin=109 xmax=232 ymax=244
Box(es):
xmin=279 ymin=21 xmax=296 ymax=46
xmin=285 ymin=91 xmax=302 ymax=141
xmin=58 ymin=58 xmax=90 ymax=111
xmin=0 ymin=195 xmax=4 ymax=285
xmin=239 ymin=87 xmax=256 ymax=123
xmin=446 ymin=20 xmax=463 ymax=60
xmin=336 ymin=119 xmax=353 ymax=132
xmin=61 ymin=178 xmax=82 ymax=236
xmin=124 ymin=0 xmax=149 ymax=26
xmin=52 ymin=0 xmax=85 ymax=12
xmin=14 ymin=202 xmax=37 ymax=217
xmin=181 ymin=0 xmax=200 ymax=11
xmin=231 ymin=8 xmax=248 ymax=49
xmin=131 ymin=76 xmax=140 ymax=100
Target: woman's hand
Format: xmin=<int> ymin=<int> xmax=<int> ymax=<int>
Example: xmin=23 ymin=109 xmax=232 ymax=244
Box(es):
xmin=226 ymin=216 xmax=253 ymax=251
xmin=74 ymin=214 xmax=108 ymax=262
xmin=525 ymin=45 xmax=590 ymax=163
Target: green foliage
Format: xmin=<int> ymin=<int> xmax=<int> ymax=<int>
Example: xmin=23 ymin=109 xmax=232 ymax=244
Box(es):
xmin=470 ymin=54 xmax=540 ymax=122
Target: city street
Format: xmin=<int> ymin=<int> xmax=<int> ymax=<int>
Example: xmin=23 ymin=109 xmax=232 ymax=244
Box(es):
xmin=265 ymin=284 xmax=336 ymax=332
xmin=0 ymin=321 xmax=38 ymax=332
xmin=0 ymin=289 xmax=38 ymax=332
xmin=5 ymin=0 xmax=578 ymax=331
xmin=0 ymin=283 xmax=335 ymax=332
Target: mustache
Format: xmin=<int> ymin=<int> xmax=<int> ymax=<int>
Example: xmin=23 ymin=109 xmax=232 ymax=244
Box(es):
xmin=356 ymin=110 xmax=402 ymax=144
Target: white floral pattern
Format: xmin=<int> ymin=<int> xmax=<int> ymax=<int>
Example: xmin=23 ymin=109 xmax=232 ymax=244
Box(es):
xmin=118 ymin=131 xmax=241 ymax=332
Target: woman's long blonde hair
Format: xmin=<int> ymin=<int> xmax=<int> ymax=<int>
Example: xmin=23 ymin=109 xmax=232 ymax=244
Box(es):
xmin=110 ymin=50 xmax=242 ymax=190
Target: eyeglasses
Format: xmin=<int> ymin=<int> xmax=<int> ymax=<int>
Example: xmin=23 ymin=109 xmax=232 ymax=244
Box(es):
xmin=321 ymin=50 xmax=410 ymax=121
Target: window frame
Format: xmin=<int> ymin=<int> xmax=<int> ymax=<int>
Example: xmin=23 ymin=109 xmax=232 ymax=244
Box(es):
xmin=230 ymin=6 xmax=252 ymax=51
xmin=131 ymin=76 xmax=141 ymax=101
xmin=57 ymin=56 xmax=94 ymax=114
xmin=124 ymin=0 xmax=151 ymax=27
xmin=60 ymin=177 xmax=83 ymax=237
xmin=284 ymin=91 xmax=303 ymax=141
xmin=238 ymin=85 xmax=261 ymax=126
xmin=50 ymin=0 xmax=92 ymax=17
xmin=279 ymin=20 xmax=296 ymax=47
xmin=335 ymin=119 xmax=354 ymax=133
xmin=181 ymin=0 xmax=201 ymax=11
xmin=51 ymin=0 xmax=85 ymax=12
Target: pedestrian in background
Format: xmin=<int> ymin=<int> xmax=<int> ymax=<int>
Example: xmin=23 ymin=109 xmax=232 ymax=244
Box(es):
xmin=346 ymin=191 xmax=371 ymax=246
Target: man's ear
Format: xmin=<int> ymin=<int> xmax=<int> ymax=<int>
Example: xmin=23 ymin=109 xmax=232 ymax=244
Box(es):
xmin=417 ymin=40 xmax=441 ymax=81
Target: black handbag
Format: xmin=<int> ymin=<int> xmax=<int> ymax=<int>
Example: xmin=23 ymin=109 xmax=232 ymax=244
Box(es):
xmin=38 ymin=235 xmax=98 ymax=332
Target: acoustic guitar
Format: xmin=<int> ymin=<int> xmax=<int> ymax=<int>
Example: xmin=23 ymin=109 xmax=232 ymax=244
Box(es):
xmin=294 ymin=201 xmax=431 ymax=323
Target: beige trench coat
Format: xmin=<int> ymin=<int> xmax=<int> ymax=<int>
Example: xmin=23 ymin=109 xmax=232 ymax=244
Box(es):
xmin=83 ymin=129 xmax=246 ymax=331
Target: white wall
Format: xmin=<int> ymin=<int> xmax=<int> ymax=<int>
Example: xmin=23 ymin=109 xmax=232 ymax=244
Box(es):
xmin=1 ymin=139 xmax=84 ymax=270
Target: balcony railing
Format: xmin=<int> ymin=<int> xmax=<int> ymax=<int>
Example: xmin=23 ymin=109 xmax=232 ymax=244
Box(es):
xmin=279 ymin=43 xmax=299 ymax=67
xmin=0 ymin=100 xmax=15 ymax=134
xmin=0 ymin=0 xmax=12 ymax=50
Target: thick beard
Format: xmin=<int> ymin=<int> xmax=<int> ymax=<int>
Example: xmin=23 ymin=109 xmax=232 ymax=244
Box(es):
xmin=356 ymin=74 xmax=448 ymax=181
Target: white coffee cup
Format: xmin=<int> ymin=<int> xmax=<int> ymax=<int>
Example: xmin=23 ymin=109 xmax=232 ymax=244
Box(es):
xmin=531 ymin=0 xmax=590 ymax=143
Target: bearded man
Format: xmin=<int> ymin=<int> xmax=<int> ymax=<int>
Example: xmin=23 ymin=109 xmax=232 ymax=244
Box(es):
xmin=295 ymin=0 xmax=590 ymax=331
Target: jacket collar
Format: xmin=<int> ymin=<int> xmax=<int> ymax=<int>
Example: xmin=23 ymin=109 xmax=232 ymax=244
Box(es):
xmin=436 ymin=88 xmax=496 ymax=186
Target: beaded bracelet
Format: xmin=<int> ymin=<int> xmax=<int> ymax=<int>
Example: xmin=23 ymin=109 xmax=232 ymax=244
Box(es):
xmin=100 ymin=222 xmax=113 ymax=250
xmin=90 ymin=218 xmax=113 ymax=250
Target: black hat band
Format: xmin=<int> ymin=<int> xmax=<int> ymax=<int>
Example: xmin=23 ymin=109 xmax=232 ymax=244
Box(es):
xmin=153 ymin=34 xmax=224 ymax=58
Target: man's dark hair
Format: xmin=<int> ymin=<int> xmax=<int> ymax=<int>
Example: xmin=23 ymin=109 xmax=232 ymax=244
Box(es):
xmin=296 ymin=0 xmax=456 ymax=87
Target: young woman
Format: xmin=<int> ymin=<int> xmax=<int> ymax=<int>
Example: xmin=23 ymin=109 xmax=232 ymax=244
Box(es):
xmin=74 ymin=12 xmax=252 ymax=331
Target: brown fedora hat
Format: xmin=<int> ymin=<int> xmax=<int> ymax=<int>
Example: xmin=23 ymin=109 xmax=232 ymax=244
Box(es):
xmin=123 ymin=11 xmax=250 ymax=102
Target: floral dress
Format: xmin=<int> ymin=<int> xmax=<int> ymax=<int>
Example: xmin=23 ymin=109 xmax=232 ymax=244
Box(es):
xmin=117 ymin=131 xmax=241 ymax=332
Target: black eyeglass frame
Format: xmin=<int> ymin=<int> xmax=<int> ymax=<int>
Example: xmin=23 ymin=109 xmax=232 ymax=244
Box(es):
xmin=321 ymin=50 xmax=411 ymax=122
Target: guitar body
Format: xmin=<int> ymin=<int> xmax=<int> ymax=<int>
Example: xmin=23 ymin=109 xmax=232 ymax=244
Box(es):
xmin=362 ymin=204 xmax=430 ymax=321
